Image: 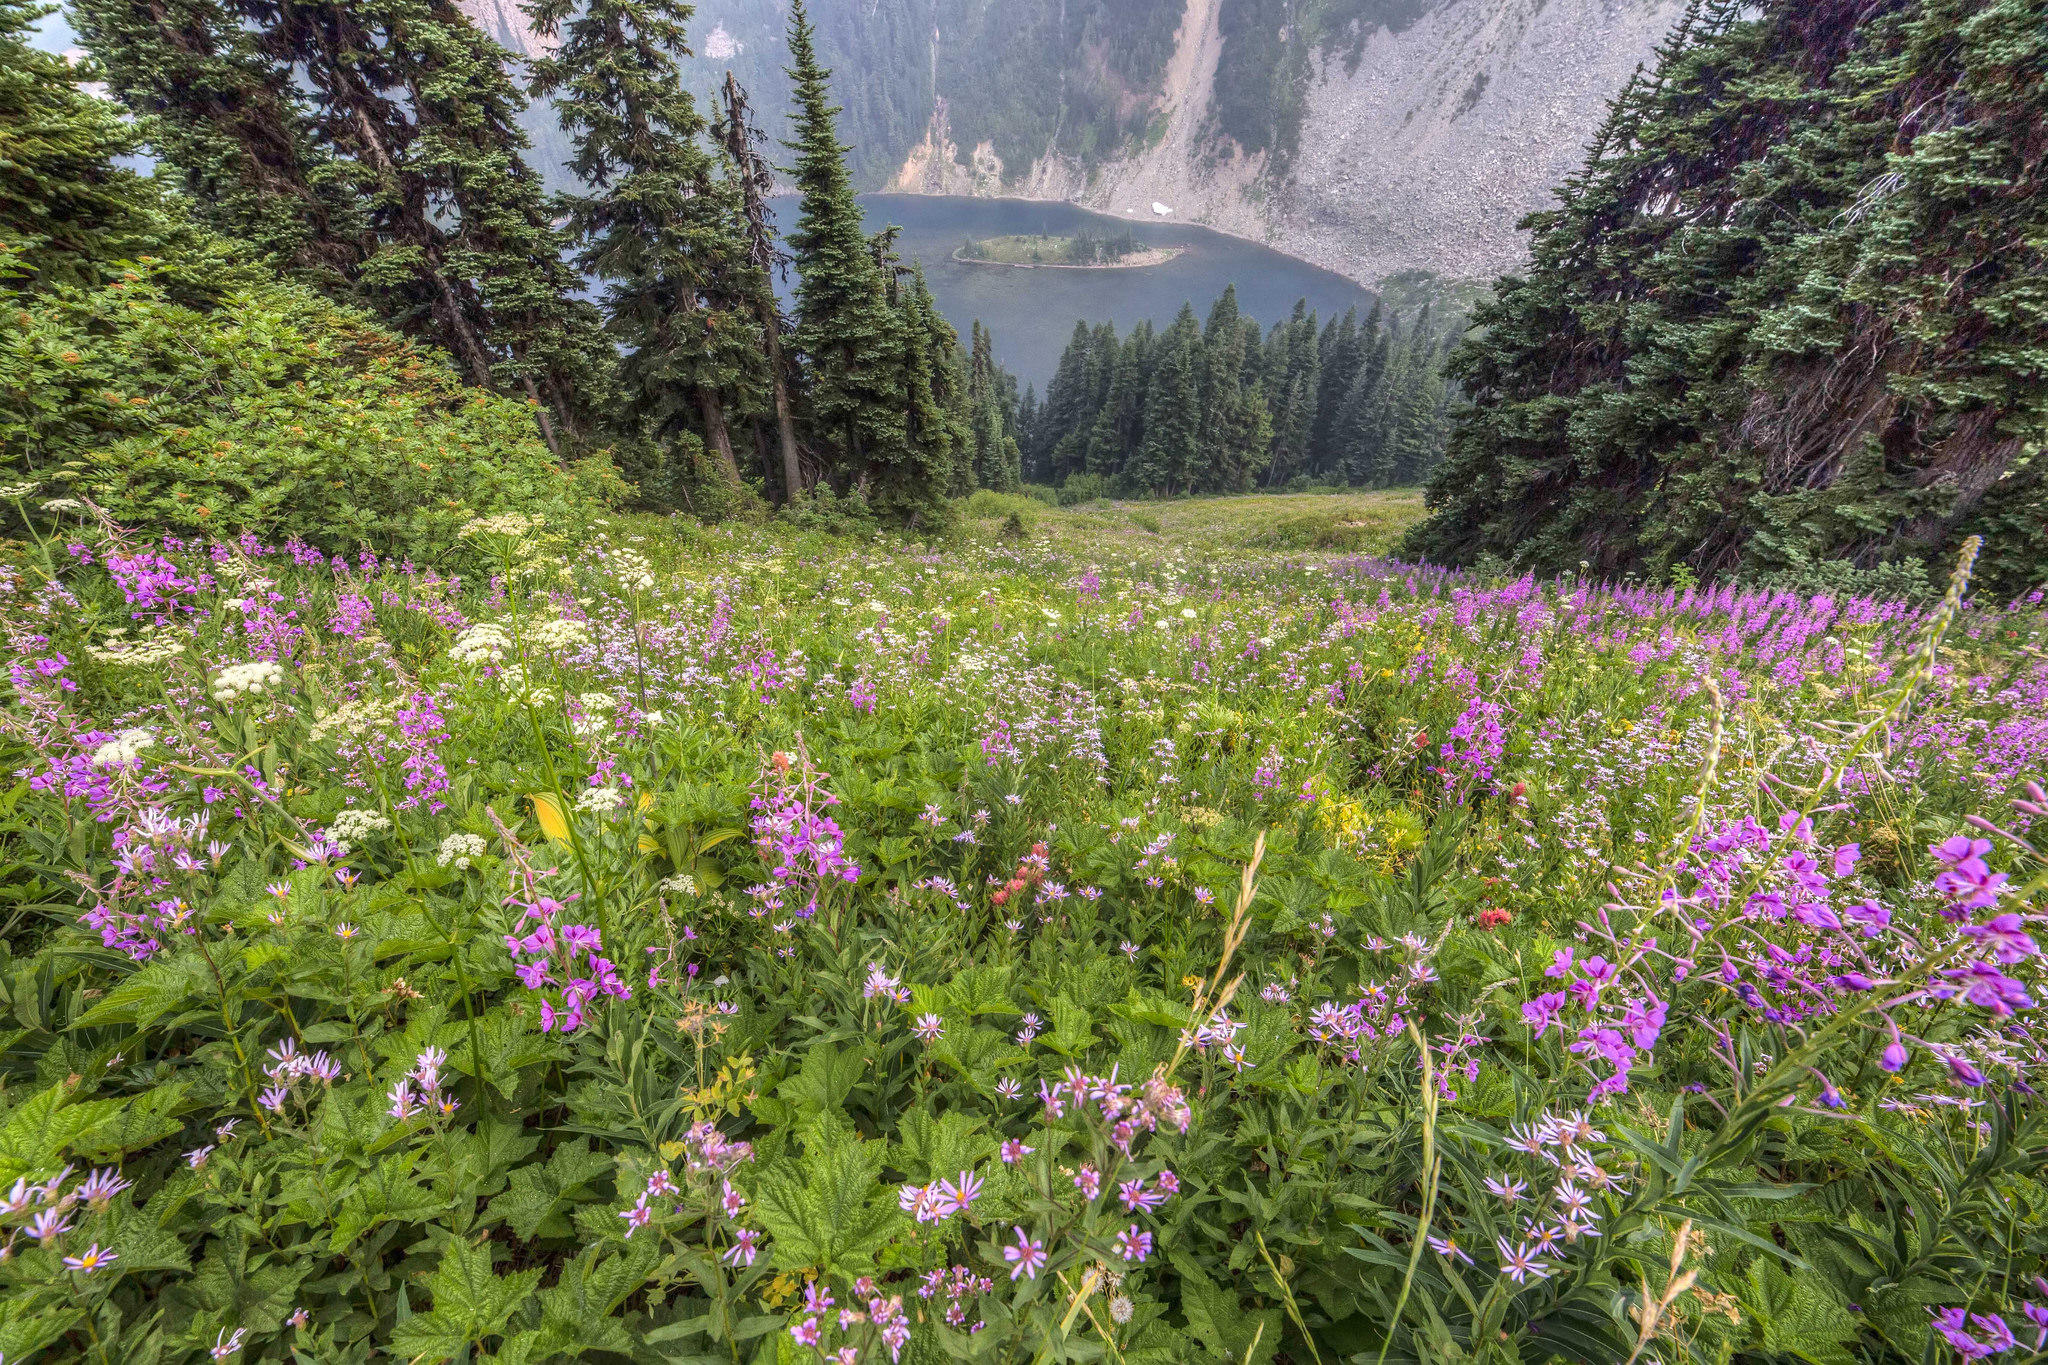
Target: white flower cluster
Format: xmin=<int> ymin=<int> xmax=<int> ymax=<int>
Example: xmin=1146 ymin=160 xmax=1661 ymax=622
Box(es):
xmin=436 ymin=832 xmax=488 ymax=869
xmin=448 ymin=622 xmax=513 ymax=665
xmin=328 ymin=808 xmax=391 ymax=846
xmin=91 ymin=728 xmax=154 ymax=769
xmin=490 ymin=663 xmax=553 ymax=706
xmin=41 ymin=497 xmax=82 ymax=513
xmin=86 ymin=627 xmax=186 ymax=667
xmin=309 ymin=695 xmax=398 ymax=742
xmin=571 ymin=691 xmax=619 ymax=738
xmin=458 ymin=511 xmax=541 ymax=540
xmin=659 ymin=872 xmax=698 ymax=897
xmin=0 ymin=480 xmax=40 ymax=498
xmin=611 ymin=548 xmax=655 ymax=593
xmin=212 ymin=659 xmax=284 ymax=703
xmin=574 ymin=785 xmax=625 ymax=814
xmin=529 ymin=617 xmax=590 ymax=652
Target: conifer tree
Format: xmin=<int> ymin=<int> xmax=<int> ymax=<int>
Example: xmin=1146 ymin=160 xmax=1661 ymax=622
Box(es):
xmin=1308 ymin=306 xmax=1360 ymax=475
xmin=1033 ymin=319 xmax=1093 ymax=483
xmin=893 ymin=261 xmax=970 ymax=513
xmin=1015 ymin=383 xmax=1039 ymax=471
xmin=966 ymin=320 xmax=1020 ymax=491
xmin=1085 ymin=322 xmax=1149 ymax=479
xmin=1408 ymin=0 xmax=2045 ymax=588
xmin=72 ymin=0 xmax=366 ymax=282
xmin=1131 ymin=304 xmax=1200 ymax=495
xmin=781 ymin=0 xmax=907 ymax=500
xmin=526 ymin=0 xmax=761 ymax=479
xmin=405 ymin=2 xmax=612 ymax=451
xmin=1195 ymin=286 xmax=1267 ymax=491
xmin=715 ymin=71 xmax=803 ymax=498
xmin=0 ymin=0 xmax=157 ymax=286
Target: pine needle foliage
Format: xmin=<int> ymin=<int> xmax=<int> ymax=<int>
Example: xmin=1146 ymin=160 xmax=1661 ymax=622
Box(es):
xmin=1406 ymin=0 xmax=2048 ymax=592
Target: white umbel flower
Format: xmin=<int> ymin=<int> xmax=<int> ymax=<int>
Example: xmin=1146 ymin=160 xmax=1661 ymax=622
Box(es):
xmin=212 ymin=660 xmax=284 ymax=703
xmin=574 ymin=786 xmax=625 ymax=814
xmin=329 ymin=808 xmax=391 ymax=844
xmin=529 ymin=618 xmax=591 ymax=651
xmin=436 ymin=832 xmax=488 ymax=869
xmin=91 ymin=728 xmax=154 ymax=769
xmin=448 ymin=622 xmax=513 ymax=665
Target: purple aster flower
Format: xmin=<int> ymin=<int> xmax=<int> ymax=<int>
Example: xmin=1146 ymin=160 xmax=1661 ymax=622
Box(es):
xmin=1114 ymin=1225 xmax=1153 ymax=1262
xmin=1003 ymin=1227 xmax=1046 ymax=1280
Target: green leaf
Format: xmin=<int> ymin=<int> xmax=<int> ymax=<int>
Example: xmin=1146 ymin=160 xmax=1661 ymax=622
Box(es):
xmin=485 ymin=1138 xmax=615 ymax=1241
xmin=69 ymin=1080 xmax=197 ymax=1161
xmin=386 ymin=1239 xmax=542 ymax=1361
xmin=1038 ymin=993 xmax=1095 ymax=1058
xmin=775 ymin=1040 xmax=864 ymax=1118
xmin=1744 ymin=1257 xmax=1860 ymax=1365
xmin=1174 ymin=1252 xmax=1280 ymax=1365
xmin=329 ymin=1151 xmax=443 ymax=1251
xmin=0 ymin=1083 xmax=128 ymax=1184
xmin=71 ymin=954 xmax=210 ymax=1030
xmin=752 ymin=1113 xmax=901 ymax=1277
xmin=890 ymin=1107 xmax=989 ymax=1183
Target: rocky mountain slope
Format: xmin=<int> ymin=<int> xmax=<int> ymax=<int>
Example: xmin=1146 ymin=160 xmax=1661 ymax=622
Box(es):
xmin=462 ymin=0 xmax=1687 ymax=287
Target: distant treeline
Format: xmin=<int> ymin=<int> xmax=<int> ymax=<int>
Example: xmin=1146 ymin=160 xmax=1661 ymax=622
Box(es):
xmin=1016 ymin=286 xmax=1459 ymax=498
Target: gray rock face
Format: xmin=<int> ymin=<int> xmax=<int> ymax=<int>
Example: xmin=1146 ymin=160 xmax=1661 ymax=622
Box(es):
xmin=1256 ymin=0 xmax=1687 ymax=285
xmin=461 ymin=0 xmax=1688 ymax=287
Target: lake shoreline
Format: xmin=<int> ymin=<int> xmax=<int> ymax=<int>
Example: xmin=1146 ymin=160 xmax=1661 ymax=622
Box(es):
xmin=950 ymin=245 xmax=1186 ymax=270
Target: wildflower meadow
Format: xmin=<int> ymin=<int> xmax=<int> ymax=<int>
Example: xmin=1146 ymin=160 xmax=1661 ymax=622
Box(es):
xmin=0 ymin=502 xmax=2043 ymax=1364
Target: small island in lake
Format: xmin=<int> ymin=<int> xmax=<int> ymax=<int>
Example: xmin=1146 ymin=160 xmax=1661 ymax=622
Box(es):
xmin=954 ymin=229 xmax=1183 ymax=269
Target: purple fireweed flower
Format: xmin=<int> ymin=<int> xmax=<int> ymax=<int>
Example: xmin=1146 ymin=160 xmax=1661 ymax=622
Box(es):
xmin=1522 ymin=991 xmax=1567 ymax=1037
xmin=1961 ymin=914 xmax=2038 ymax=964
xmin=1935 ymin=961 xmax=2035 ymax=1017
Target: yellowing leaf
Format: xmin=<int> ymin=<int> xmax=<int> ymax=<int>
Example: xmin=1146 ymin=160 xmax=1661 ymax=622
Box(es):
xmin=529 ymin=791 xmax=571 ymax=842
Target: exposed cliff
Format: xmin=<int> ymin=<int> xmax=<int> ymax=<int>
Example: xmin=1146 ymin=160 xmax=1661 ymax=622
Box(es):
xmin=464 ymin=0 xmax=1688 ymax=287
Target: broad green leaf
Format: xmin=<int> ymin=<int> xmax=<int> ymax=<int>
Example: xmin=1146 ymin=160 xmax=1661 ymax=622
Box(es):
xmin=0 ymin=1083 xmax=128 ymax=1184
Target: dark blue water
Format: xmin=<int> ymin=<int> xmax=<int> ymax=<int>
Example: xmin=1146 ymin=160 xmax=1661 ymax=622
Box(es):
xmin=777 ymin=195 xmax=1378 ymax=390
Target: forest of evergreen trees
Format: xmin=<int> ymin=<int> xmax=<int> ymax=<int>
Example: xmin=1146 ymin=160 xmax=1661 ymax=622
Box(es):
xmin=55 ymin=0 xmax=1023 ymax=527
xmin=1017 ymin=289 xmax=1459 ymax=497
xmin=1406 ymin=0 xmax=2046 ymax=591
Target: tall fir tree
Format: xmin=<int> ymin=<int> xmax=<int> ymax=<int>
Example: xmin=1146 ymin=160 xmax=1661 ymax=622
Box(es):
xmin=1308 ymin=306 xmax=1360 ymax=475
xmin=966 ymin=319 xmax=1020 ymax=491
xmin=526 ymin=0 xmax=763 ymax=482
xmin=400 ymin=1 xmax=612 ymax=451
xmin=72 ymin=0 xmax=366 ymax=282
xmin=1407 ymin=0 xmax=2045 ymax=589
xmin=1131 ymin=304 xmax=1200 ymax=495
xmin=781 ymin=0 xmax=914 ymax=511
xmin=0 ymin=0 xmax=162 ymax=287
xmin=1085 ymin=321 xmax=1150 ymax=479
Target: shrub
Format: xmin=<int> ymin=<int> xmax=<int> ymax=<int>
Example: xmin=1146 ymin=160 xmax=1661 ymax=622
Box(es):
xmin=1056 ymin=472 xmax=1109 ymax=506
xmin=1021 ymin=482 xmax=1059 ymax=507
xmin=777 ymin=482 xmax=879 ymax=536
xmin=8 ymin=260 xmax=607 ymax=561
